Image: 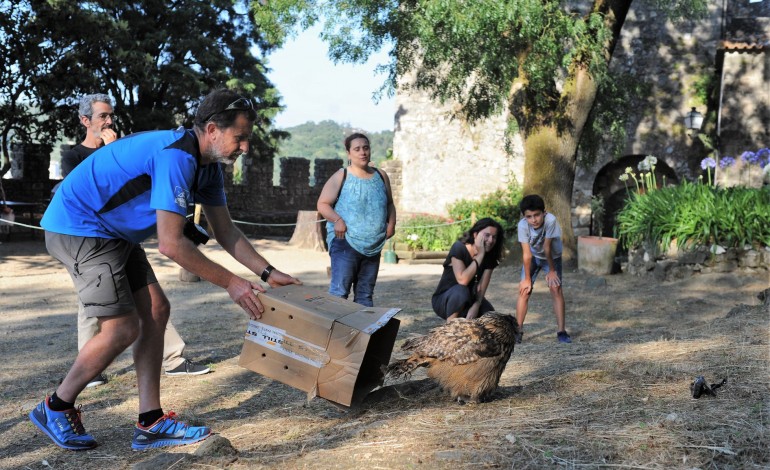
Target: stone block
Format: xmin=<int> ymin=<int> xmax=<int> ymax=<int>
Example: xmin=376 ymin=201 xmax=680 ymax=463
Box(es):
xmin=678 ymin=248 xmax=709 ymax=265
xmin=739 ymin=249 xmax=760 ymax=268
xmin=715 ymin=260 xmax=739 ymax=273
xmin=653 ymin=260 xmax=678 ymax=281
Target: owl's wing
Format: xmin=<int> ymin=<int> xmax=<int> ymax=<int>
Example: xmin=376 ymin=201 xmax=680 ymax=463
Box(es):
xmin=410 ymin=319 xmax=504 ymax=365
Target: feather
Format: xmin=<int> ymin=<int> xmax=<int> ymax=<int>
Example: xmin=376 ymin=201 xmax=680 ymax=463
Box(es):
xmin=386 ymin=312 xmax=518 ymax=403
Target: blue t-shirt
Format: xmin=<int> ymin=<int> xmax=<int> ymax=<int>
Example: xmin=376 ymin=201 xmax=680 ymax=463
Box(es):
xmin=517 ymin=212 xmax=563 ymax=259
xmin=41 ymin=129 xmax=226 ymax=243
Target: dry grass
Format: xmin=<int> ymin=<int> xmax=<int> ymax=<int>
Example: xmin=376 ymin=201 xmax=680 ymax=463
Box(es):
xmin=0 ymin=239 xmax=768 ymax=469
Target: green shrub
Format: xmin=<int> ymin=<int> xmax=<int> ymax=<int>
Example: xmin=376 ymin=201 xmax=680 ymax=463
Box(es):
xmin=616 ymin=182 xmax=770 ymax=250
xmin=396 ymin=214 xmax=464 ymax=251
xmin=447 ymin=179 xmax=523 ymax=239
xmin=394 ymin=179 xmax=523 ymax=252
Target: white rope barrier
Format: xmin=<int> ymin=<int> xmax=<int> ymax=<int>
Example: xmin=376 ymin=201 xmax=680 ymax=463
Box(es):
xmin=0 ymin=214 xmax=474 ymax=230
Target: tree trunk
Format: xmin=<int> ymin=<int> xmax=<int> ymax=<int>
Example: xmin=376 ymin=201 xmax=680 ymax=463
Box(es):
xmin=519 ymin=0 xmax=631 ymax=259
xmin=289 ymin=211 xmax=327 ymax=252
xmin=521 ymin=66 xmax=598 ymax=260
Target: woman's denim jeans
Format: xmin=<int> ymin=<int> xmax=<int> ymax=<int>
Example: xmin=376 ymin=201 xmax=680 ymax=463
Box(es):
xmin=328 ymin=237 xmax=381 ymax=307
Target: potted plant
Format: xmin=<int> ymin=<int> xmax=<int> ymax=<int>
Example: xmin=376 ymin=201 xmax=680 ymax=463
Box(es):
xmin=577 ymin=195 xmax=619 ymax=275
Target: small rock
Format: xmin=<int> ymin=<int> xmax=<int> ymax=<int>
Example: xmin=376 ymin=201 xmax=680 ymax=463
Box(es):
xmin=194 ymin=435 xmax=237 ymax=457
xmin=665 ymin=412 xmax=679 ymax=422
xmin=711 ymin=245 xmax=726 ymax=255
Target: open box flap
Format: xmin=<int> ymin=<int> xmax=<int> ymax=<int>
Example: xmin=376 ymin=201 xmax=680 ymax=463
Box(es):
xmin=337 ymin=307 xmax=401 ymax=334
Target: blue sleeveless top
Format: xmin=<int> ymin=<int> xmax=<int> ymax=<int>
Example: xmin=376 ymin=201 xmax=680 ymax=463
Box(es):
xmin=326 ymin=170 xmax=389 ymax=256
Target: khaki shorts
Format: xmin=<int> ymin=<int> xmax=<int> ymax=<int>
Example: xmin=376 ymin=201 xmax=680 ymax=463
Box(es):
xmin=45 ymin=232 xmax=157 ymax=318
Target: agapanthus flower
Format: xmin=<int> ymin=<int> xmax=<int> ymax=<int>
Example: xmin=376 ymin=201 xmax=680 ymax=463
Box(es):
xmin=645 ymin=155 xmax=658 ymax=166
xmin=701 ymin=157 xmax=716 ymax=170
xmin=741 ymin=150 xmax=759 ymax=165
xmin=719 ymin=156 xmax=735 ymax=169
xmin=757 ymin=148 xmax=770 ymax=168
xmin=624 ymin=167 xmax=634 ymax=174
xmin=618 ymin=173 xmax=629 ymax=182
xmin=638 ymin=160 xmax=650 ymax=171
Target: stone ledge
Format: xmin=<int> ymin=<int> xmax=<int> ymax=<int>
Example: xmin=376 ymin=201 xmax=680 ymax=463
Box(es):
xmin=625 ymin=245 xmax=770 ymax=281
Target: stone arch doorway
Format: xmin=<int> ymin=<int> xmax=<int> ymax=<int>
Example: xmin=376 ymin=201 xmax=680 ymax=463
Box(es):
xmin=592 ymin=155 xmax=678 ymax=238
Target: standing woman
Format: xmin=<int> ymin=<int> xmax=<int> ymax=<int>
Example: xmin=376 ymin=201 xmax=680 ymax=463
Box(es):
xmin=432 ymin=218 xmax=505 ymax=321
xmin=317 ymin=133 xmax=397 ymax=306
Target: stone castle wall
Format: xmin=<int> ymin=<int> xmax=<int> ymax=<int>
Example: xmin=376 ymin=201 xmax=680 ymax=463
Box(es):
xmin=392 ymin=2 xmax=767 ymax=237
xmin=392 ymin=84 xmax=523 ymax=216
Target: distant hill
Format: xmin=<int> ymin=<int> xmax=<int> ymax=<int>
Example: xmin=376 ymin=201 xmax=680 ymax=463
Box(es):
xmin=276 ymin=120 xmax=393 ymax=163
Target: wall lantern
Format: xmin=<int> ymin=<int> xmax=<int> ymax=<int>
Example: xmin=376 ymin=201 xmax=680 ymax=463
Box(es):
xmin=684 ymin=107 xmax=704 ymax=133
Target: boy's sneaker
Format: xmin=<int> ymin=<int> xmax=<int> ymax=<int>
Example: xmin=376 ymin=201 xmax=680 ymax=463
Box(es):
xmin=165 ymin=359 xmax=210 ymax=376
xmin=86 ymin=374 xmax=108 ymax=388
xmin=131 ymin=411 xmax=211 ymax=450
xmin=29 ymin=397 xmax=97 ymax=450
xmin=557 ymin=331 xmax=572 ymax=343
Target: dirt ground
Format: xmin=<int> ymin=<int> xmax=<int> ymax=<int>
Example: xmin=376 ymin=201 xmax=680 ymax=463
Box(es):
xmin=1 ymin=236 xmax=768 ymax=469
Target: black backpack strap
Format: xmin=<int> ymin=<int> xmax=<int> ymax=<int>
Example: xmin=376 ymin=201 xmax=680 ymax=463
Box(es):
xmin=376 ymin=168 xmax=393 ymax=207
xmin=333 ymin=168 xmax=347 ymax=208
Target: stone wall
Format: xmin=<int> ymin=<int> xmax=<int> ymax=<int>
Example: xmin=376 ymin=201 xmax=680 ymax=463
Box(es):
xmin=2 ymin=143 xmax=56 ymax=203
xmin=1 ymin=146 xmax=343 ymax=238
xmin=626 ymin=244 xmax=770 ymax=281
xmin=224 ymin=156 xmax=343 ymax=237
xmin=392 ymin=74 xmax=524 ymax=216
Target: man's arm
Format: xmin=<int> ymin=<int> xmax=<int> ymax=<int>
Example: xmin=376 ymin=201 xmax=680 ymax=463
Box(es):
xmin=202 ymin=204 xmax=301 ymax=288
xmin=156 ymin=209 xmax=267 ymax=319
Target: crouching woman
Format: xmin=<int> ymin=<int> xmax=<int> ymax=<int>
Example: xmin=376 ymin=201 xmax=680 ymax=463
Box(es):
xmin=432 ymin=218 xmax=505 ymax=321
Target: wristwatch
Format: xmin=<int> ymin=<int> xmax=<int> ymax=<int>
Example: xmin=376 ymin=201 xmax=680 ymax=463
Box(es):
xmin=260 ymin=264 xmax=275 ymax=282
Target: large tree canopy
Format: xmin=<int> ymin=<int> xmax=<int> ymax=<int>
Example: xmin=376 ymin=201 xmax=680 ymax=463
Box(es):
xmin=253 ymin=0 xmax=707 ymax=255
xmin=0 ymin=0 xmax=59 ymax=175
xmin=1 ymin=0 xmax=285 ymax=171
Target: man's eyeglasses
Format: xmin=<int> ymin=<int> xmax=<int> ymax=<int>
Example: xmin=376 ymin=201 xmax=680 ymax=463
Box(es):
xmin=200 ymin=97 xmax=254 ymax=123
xmin=87 ymin=112 xmax=115 ymax=121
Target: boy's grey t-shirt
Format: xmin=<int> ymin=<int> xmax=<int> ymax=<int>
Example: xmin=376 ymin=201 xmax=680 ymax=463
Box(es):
xmin=517 ymin=212 xmax=563 ymax=259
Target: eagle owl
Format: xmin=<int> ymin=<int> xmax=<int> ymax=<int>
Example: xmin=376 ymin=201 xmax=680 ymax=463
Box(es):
xmin=386 ymin=312 xmax=518 ymax=403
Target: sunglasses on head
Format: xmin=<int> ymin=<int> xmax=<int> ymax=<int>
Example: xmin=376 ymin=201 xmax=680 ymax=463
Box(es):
xmin=200 ymin=97 xmax=254 ymax=123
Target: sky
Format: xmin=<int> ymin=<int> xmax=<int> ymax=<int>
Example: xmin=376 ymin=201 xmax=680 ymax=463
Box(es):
xmin=265 ymin=25 xmax=396 ymax=133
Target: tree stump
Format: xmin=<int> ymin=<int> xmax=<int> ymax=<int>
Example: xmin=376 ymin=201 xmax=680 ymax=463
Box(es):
xmin=289 ymin=211 xmax=327 ymax=252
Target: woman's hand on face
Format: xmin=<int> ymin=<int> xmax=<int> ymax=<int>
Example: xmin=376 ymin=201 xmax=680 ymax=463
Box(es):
xmin=474 ymin=233 xmax=484 ymax=254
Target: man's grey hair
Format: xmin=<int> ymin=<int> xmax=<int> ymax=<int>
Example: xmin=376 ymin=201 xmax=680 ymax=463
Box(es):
xmin=78 ymin=94 xmax=112 ymax=117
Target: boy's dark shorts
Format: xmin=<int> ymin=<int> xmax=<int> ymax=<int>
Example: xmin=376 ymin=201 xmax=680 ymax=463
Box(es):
xmin=45 ymin=232 xmax=157 ymax=318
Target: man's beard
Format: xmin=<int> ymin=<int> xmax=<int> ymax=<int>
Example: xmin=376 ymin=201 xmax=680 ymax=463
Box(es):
xmin=211 ymin=148 xmax=241 ymax=165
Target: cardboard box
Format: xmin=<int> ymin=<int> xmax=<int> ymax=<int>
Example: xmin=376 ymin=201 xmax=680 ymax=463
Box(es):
xmin=238 ymin=285 xmax=401 ymax=407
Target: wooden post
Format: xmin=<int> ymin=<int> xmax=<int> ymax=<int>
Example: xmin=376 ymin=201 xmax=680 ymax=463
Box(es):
xmin=179 ymin=204 xmax=202 ymax=282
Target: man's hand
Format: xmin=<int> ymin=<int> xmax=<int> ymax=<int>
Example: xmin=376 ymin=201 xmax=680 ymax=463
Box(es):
xmin=227 ymin=276 xmax=266 ymax=319
xmin=100 ymin=128 xmax=118 ymax=145
xmin=267 ymin=269 xmax=302 ymax=288
xmin=519 ymin=279 xmax=532 ymax=296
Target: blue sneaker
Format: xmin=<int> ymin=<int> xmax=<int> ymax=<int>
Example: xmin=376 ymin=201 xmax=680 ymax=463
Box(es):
xmin=131 ymin=411 xmax=211 ymax=450
xmin=29 ymin=397 xmax=97 ymax=450
xmin=557 ymin=331 xmax=572 ymax=343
